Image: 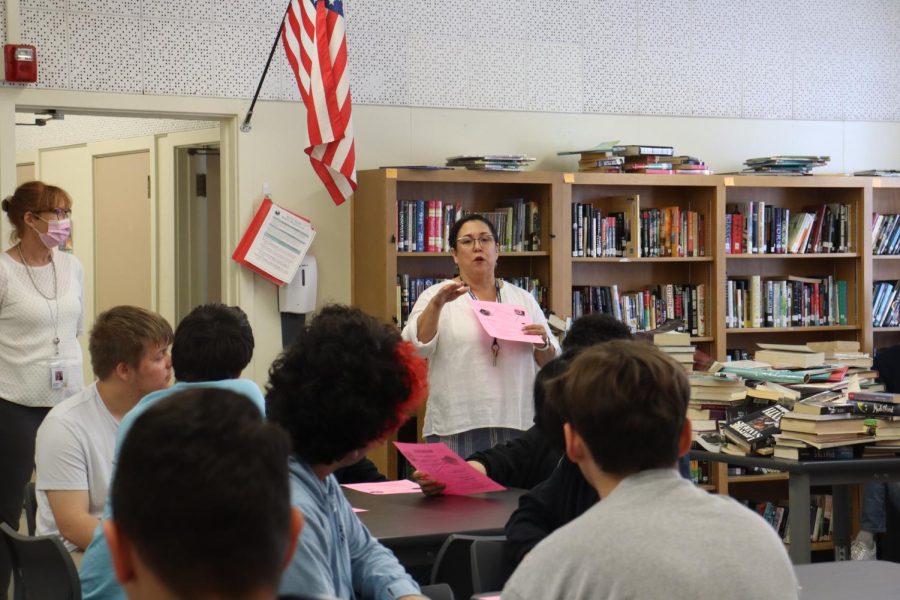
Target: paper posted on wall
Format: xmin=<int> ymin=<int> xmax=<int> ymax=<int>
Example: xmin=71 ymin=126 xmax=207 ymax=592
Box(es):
xmin=232 ymin=197 xmax=316 ymax=285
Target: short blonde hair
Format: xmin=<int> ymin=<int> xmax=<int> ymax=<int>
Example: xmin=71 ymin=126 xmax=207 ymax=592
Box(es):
xmin=89 ymin=306 xmax=173 ymax=379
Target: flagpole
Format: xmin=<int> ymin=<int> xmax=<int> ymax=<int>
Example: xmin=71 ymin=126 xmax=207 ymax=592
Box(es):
xmin=240 ymin=2 xmax=292 ymax=133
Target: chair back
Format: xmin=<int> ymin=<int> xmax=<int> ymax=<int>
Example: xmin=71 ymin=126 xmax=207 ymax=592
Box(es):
xmin=470 ymin=536 xmax=511 ymax=594
xmin=419 ymin=582 xmax=455 ymax=600
xmin=0 ymin=522 xmax=81 ymax=600
xmin=430 ymin=534 xmax=482 ymax=600
xmin=24 ymin=482 xmax=37 ymax=537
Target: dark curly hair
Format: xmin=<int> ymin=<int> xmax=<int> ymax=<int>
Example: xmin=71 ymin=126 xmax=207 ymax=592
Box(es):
xmin=266 ymin=305 xmax=428 ymax=465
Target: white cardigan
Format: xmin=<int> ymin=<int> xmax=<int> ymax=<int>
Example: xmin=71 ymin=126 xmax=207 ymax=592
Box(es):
xmin=0 ymin=250 xmax=85 ymax=407
xmin=402 ymin=279 xmax=559 ymax=437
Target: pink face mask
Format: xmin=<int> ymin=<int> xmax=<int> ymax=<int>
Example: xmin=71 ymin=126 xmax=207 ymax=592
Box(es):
xmin=33 ymin=217 xmax=71 ymax=249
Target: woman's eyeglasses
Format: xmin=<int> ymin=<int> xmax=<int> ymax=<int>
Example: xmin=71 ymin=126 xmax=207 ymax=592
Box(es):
xmin=457 ymin=235 xmax=495 ymax=248
xmin=45 ymin=208 xmax=72 ymax=220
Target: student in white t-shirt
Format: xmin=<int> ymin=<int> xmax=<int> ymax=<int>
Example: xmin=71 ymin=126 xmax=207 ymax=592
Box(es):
xmin=35 ymin=306 xmax=173 ymax=552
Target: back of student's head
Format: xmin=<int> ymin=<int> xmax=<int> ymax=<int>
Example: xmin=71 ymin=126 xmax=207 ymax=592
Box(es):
xmin=535 ymin=313 xmax=633 ymax=451
xmin=172 ymin=303 xmax=254 ymax=382
xmin=266 ymin=304 xmax=428 ymax=465
xmin=110 ymin=388 xmax=292 ymax=599
xmin=561 ymin=312 xmax=633 ymax=353
xmin=90 ymin=306 xmax=173 ymax=380
xmin=554 ymin=340 xmax=690 ymax=475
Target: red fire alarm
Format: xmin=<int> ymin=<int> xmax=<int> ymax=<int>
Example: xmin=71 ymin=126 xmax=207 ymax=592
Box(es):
xmin=4 ymin=44 xmax=38 ymax=83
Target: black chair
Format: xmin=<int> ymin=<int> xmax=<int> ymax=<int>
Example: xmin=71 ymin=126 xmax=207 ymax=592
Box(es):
xmin=430 ymin=534 xmax=482 ymax=600
xmin=0 ymin=522 xmax=81 ymax=600
xmin=420 ymin=582 xmax=455 ymax=600
xmin=470 ymin=536 xmax=511 ymax=594
xmin=23 ymin=483 xmax=37 ymax=537
xmin=430 ymin=534 xmax=509 ymax=600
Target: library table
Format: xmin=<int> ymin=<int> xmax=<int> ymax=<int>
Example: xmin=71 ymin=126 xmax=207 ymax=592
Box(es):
xmin=691 ymin=450 xmax=900 ymax=564
xmin=795 ymin=560 xmax=900 ymax=599
xmin=343 ymin=486 xmax=524 ymax=571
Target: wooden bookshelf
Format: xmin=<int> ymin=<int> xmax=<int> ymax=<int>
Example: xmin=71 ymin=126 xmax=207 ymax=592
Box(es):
xmin=352 ymin=171 xmax=898 ymax=475
xmin=352 ymin=169 xmax=565 ymax=476
xmin=564 ymin=172 xmax=723 ymax=360
xmin=721 ymin=176 xmax=868 ymax=358
xmin=871 ymin=178 xmax=900 ymax=352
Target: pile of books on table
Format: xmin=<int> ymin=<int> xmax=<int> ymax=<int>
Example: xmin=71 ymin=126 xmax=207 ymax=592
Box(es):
xmin=653 ymin=331 xmax=696 ymax=373
xmin=692 ymin=341 xmax=886 ymax=458
xmin=445 ymin=155 xmax=535 ymax=171
xmin=741 ymin=155 xmax=830 ymax=175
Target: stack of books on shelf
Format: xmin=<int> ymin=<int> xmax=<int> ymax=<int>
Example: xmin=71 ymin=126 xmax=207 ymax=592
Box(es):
xmin=854 ymin=169 xmax=900 ymax=177
xmin=570 ymin=199 xmax=635 ymax=257
xmin=571 ymin=283 xmax=706 ymax=335
xmin=570 ymin=196 xmax=705 ymax=258
xmin=653 ymin=331 xmax=695 ymax=373
xmin=872 ymin=214 xmax=900 ymax=255
xmin=873 ymin=280 xmax=900 ymax=327
xmin=741 ymin=156 xmax=830 ymax=175
xmin=724 ymin=275 xmax=848 ymax=329
xmin=396 ymin=199 xmax=540 ymax=253
xmin=559 ymin=144 xmax=711 ymax=175
xmin=688 ymin=372 xmax=748 ymax=447
xmin=725 ymin=201 xmax=852 ymax=254
xmin=742 ymin=494 xmax=833 ymax=545
xmin=445 ymin=154 xmax=535 ymax=171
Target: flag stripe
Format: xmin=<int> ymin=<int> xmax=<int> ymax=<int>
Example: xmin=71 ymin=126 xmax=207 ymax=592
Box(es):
xmin=283 ymin=0 xmax=357 ymax=205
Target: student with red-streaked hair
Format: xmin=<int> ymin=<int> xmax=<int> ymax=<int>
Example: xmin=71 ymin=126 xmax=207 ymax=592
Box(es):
xmin=266 ymin=305 xmax=429 ymax=600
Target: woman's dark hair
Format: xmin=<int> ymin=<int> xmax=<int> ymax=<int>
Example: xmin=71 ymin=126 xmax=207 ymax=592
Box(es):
xmin=112 ymin=389 xmax=292 ymax=599
xmin=448 ymin=214 xmax=500 ymax=249
xmin=172 ymin=304 xmax=255 ymax=382
xmin=266 ymin=305 xmax=428 ymax=465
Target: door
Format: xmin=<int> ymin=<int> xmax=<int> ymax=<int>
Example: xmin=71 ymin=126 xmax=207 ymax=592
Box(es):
xmin=93 ymin=151 xmax=152 ymax=312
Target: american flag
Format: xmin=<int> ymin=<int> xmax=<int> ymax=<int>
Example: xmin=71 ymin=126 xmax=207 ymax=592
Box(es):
xmin=282 ymin=0 xmax=357 ymax=206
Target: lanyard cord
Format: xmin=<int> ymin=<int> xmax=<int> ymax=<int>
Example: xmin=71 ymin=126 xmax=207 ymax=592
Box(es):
xmin=464 ymin=279 xmax=501 ymax=366
xmin=17 ymin=244 xmax=61 ymax=355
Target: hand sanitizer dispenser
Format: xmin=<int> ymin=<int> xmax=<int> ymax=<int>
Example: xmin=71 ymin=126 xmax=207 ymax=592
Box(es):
xmin=279 ymin=256 xmax=317 ymax=314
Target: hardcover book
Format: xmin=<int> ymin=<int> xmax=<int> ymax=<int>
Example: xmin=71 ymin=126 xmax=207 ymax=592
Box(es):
xmin=722 ymin=404 xmax=790 ymax=452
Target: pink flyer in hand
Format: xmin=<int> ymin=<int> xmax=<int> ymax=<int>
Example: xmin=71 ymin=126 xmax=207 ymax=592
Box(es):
xmin=393 ymin=442 xmax=506 ymax=495
xmin=341 ymin=480 xmax=422 ymax=494
xmin=470 ymin=300 xmax=543 ymax=344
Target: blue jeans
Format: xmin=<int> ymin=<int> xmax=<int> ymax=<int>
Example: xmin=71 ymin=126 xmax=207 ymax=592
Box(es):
xmin=860 ymin=482 xmax=900 ymax=533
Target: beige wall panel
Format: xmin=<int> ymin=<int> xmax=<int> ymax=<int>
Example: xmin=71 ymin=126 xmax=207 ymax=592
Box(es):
xmin=93 ymin=151 xmax=152 ymax=312
xmin=15 ymin=163 xmax=35 ymax=185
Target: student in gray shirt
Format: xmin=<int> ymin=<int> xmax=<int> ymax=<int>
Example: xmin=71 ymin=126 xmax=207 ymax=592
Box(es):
xmin=503 ymin=340 xmax=799 ymax=600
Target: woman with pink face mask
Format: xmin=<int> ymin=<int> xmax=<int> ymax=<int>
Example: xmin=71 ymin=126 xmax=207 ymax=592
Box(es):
xmin=0 ymin=181 xmax=84 ymax=553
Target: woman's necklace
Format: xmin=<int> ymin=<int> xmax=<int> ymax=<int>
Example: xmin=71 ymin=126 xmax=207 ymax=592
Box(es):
xmin=17 ymin=244 xmax=61 ymax=355
xmin=463 ymin=278 xmax=502 ymax=367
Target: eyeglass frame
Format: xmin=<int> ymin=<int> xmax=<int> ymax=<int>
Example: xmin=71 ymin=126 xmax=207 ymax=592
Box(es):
xmin=33 ymin=208 xmax=72 ymax=221
xmin=456 ymin=234 xmax=496 ymax=248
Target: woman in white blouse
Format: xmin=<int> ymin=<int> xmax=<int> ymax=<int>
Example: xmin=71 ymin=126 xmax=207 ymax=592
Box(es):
xmin=402 ymin=214 xmax=559 ymax=456
xmin=0 ymin=181 xmax=84 ymax=538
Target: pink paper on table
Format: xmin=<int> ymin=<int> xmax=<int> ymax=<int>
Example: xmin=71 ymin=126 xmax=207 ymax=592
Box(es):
xmin=393 ymin=442 xmax=506 ymax=495
xmin=341 ymin=480 xmax=422 ymax=494
xmin=470 ymin=300 xmax=543 ymax=344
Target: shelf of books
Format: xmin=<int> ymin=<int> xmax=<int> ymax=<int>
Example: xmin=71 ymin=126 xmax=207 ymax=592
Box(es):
xmin=871 ymin=178 xmax=900 ymax=352
xmin=352 ymin=168 xmax=566 ymax=476
xmin=563 ymin=173 xmax=722 ymax=360
xmin=721 ymin=176 xmax=868 ymax=360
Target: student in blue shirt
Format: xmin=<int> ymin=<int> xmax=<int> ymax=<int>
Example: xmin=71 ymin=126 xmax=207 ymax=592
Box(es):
xmin=80 ymin=303 xmax=264 ymax=600
xmin=266 ymin=305 xmax=428 ymax=600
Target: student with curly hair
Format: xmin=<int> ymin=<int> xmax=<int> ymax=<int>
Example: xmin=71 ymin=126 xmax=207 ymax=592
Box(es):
xmin=267 ymin=305 xmax=428 ymax=600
